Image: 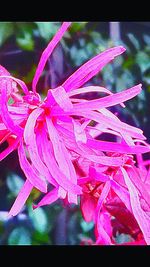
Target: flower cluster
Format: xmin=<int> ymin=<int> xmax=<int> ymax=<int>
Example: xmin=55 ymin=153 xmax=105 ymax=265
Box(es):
xmin=0 ymin=22 xmax=150 ymax=245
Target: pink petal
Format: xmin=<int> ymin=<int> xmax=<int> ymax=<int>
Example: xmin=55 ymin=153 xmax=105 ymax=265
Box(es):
xmin=96 ymin=212 xmax=113 ymax=245
xmin=0 ymin=123 xmax=7 ymax=131
xmin=0 ymin=136 xmax=20 ymax=161
xmin=73 ymin=110 xmax=145 ymax=140
xmin=9 ymin=179 xmax=33 ymax=216
xmin=51 ymin=86 xmax=73 ymax=111
xmin=18 ymin=140 xmax=47 ymax=193
xmin=72 ymin=84 xmax=142 ymax=110
xmin=46 ymin=117 xmax=78 ymax=203
xmin=8 ymin=105 xmax=28 ymax=115
xmin=127 ymin=166 xmax=150 ymax=208
xmin=32 ymin=22 xmax=71 ymax=92
xmin=56 ymin=122 xmax=126 ymax=166
xmin=33 ymin=187 xmax=59 ymax=209
xmin=39 ymin=126 xmax=82 ymax=195
xmin=121 ymin=167 xmax=150 ymax=245
xmin=110 ymin=179 xmax=132 ymax=212
xmin=77 ymin=176 xmax=93 ymax=185
xmin=72 ymin=119 xmax=87 ymax=143
xmin=52 ymin=108 xmax=145 ymax=140
xmin=24 ymin=108 xmax=52 ymax=184
xmin=58 ymin=187 xmax=67 ymax=199
xmin=78 ymin=142 xmax=126 ymax=166
xmin=62 ymin=46 xmax=126 ymax=92
xmin=0 ymin=81 xmax=23 ymax=136
xmin=87 ymin=139 xmax=150 ymax=154
xmin=80 ymin=194 xmax=97 ymax=222
xmin=68 ymin=85 xmax=113 ymax=97
xmin=0 ymin=75 xmax=29 ymax=94
xmin=96 ymin=224 xmax=113 ymax=245
xmin=89 ymin=166 xmax=109 ymax=183
xmin=35 ymin=130 xmax=58 ymax=187
xmin=94 ymin=181 xmax=111 ymax=224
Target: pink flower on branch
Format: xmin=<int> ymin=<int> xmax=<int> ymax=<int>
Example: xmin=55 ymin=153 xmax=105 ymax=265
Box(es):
xmin=0 ymin=22 xmax=150 ymax=245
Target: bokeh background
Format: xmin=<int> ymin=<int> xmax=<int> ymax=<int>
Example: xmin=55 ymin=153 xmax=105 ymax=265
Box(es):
xmin=0 ymin=21 xmax=150 ymax=245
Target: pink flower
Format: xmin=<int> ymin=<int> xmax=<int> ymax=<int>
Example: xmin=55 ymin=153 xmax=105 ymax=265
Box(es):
xmin=78 ymin=148 xmax=150 ymax=245
xmin=0 ymin=21 xmax=149 ymax=243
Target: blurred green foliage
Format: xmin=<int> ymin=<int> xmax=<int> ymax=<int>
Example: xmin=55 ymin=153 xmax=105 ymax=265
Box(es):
xmin=0 ymin=22 xmax=150 ymax=245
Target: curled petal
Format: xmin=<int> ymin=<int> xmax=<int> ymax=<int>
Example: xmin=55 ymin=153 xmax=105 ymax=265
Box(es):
xmin=0 ymin=75 xmax=29 ymax=94
xmin=63 ymin=46 xmax=126 ymax=92
xmin=0 ymin=81 xmax=23 ymax=136
xmin=68 ymin=85 xmax=113 ymax=97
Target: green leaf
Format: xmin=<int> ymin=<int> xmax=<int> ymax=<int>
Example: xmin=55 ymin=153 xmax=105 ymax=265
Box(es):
xmin=32 ymin=231 xmax=50 ymax=245
xmin=8 ymin=227 xmax=31 ymax=245
xmin=127 ymin=33 xmax=140 ymax=50
xmin=80 ymin=220 xmax=94 ymax=233
xmin=16 ymin=31 xmax=34 ymax=51
xmin=7 ymin=173 xmax=24 ymax=196
xmin=0 ymin=22 xmax=14 ymax=47
xmin=116 ymin=69 xmax=135 ymax=92
xmin=123 ymin=55 xmax=134 ymax=69
xmin=136 ymin=51 xmax=150 ymax=73
xmin=28 ymin=205 xmax=48 ymax=233
xmin=69 ymin=22 xmax=87 ymax=33
xmin=101 ymin=64 xmax=114 ymax=85
xmin=143 ymin=34 xmax=150 ymax=45
xmin=35 ymin=22 xmax=60 ymax=42
xmin=70 ymin=45 xmax=89 ymax=66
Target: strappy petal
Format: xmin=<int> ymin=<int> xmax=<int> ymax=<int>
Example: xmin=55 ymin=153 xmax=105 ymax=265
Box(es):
xmin=18 ymin=140 xmax=47 ymax=193
xmin=87 ymin=139 xmax=150 ymax=154
xmin=94 ymin=181 xmax=111 ymax=224
xmin=24 ymin=108 xmax=51 ymax=183
xmin=39 ymin=126 xmax=82 ymax=195
xmin=121 ymin=167 xmax=150 ymax=245
xmin=72 ymin=119 xmax=87 ymax=143
xmin=32 ymin=22 xmax=71 ymax=92
xmin=33 ymin=187 xmax=59 ymax=209
xmin=51 ymin=86 xmax=73 ymax=111
xmin=62 ymin=46 xmax=126 ymax=92
xmin=0 ymin=136 xmax=20 ymax=161
xmin=9 ymin=180 xmax=33 ymax=216
xmin=46 ymin=117 xmax=78 ymax=203
xmin=72 ymin=84 xmax=142 ymax=111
